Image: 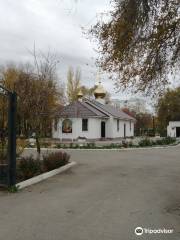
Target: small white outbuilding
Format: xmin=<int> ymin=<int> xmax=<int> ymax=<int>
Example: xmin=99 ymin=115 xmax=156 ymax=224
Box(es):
xmin=167 ymin=121 xmax=180 ymax=138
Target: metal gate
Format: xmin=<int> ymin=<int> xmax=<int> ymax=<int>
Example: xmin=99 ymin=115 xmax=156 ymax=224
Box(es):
xmin=0 ymin=86 xmax=17 ymax=187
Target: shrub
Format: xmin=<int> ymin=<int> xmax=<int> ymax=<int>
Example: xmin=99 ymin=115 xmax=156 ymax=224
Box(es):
xmin=43 ymin=152 xmax=70 ymax=171
xmin=163 ymin=137 xmax=176 ymax=144
xmin=128 ymin=141 xmax=133 ymax=147
xmin=8 ymin=185 xmax=19 ymax=193
xmin=154 ymin=137 xmax=176 ymax=145
xmin=138 ymin=137 xmax=176 ymax=147
xmin=138 ymin=138 xmax=152 ymax=147
xmin=86 ymin=142 xmax=96 ymax=148
xmin=69 ymin=143 xmax=73 ymax=148
xmin=122 ymin=141 xmax=128 ymax=148
xmin=109 ymin=143 xmax=116 ymax=148
xmin=17 ymin=156 xmax=41 ymax=180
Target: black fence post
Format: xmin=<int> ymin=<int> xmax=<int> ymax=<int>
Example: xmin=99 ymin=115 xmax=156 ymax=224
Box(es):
xmin=8 ymin=92 xmax=17 ymax=187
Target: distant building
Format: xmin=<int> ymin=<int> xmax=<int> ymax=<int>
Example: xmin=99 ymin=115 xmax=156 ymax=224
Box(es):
xmin=112 ymin=98 xmax=147 ymax=113
xmin=52 ymin=81 xmax=136 ymax=140
xmin=167 ymin=121 xmax=180 ymax=138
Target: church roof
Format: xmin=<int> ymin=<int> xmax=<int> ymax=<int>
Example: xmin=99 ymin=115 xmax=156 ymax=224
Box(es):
xmin=84 ymin=99 xmax=136 ymax=121
xmin=56 ymin=99 xmax=136 ymax=121
xmin=56 ymin=101 xmax=108 ymax=118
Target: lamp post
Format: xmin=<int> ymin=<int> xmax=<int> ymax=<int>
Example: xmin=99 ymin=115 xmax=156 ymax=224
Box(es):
xmin=0 ymin=85 xmax=17 ymax=187
xmin=152 ymin=115 xmax=155 ymax=136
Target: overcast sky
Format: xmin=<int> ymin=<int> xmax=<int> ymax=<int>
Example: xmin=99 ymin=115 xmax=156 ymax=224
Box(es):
xmin=0 ymin=0 xmax=144 ymax=100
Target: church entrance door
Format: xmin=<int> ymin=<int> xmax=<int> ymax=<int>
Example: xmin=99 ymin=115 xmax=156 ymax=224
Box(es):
xmin=101 ymin=122 xmax=106 ymax=138
xmin=176 ymin=127 xmax=180 ymax=137
xmin=124 ymin=124 xmax=126 ymax=138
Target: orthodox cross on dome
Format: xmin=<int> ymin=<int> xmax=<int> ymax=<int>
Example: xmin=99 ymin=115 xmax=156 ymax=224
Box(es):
xmin=95 ymin=72 xmax=102 ymax=86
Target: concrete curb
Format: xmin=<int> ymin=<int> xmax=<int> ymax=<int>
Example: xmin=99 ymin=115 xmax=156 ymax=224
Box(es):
xmin=61 ymin=145 xmax=179 ymax=151
xmin=24 ymin=144 xmax=180 ymax=152
xmin=16 ymin=161 xmax=77 ymax=190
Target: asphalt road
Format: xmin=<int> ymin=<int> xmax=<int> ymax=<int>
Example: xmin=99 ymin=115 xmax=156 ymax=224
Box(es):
xmin=1 ymin=147 xmax=180 ymax=240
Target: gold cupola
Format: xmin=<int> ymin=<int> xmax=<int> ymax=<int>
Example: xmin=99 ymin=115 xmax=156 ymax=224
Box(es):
xmin=77 ymin=89 xmax=83 ymax=101
xmin=94 ymin=73 xmax=106 ymax=100
xmin=94 ymin=81 xmax=106 ymax=99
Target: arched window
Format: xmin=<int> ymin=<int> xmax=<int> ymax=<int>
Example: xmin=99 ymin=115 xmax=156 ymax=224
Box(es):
xmin=62 ymin=119 xmax=72 ymax=133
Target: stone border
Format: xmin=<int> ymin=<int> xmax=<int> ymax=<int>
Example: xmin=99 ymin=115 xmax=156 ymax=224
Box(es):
xmin=60 ymin=145 xmax=179 ymax=151
xmin=25 ymin=144 xmax=180 ymax=152
xmin=16 ymin=161 xmax=77 ymax=190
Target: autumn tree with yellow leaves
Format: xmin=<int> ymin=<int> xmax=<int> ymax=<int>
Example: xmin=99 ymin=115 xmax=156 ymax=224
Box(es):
xmin=0 ymin=52 xmax=65 ymax=156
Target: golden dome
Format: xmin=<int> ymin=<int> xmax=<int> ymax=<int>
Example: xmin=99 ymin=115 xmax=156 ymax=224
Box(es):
xmin=77 ymin=89 xmax=83 ymax=99
xmin=94 ymin=81 xmax=106 ymax=99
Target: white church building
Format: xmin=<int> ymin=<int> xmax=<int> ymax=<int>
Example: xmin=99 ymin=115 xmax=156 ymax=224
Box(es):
xmin=52 ymin=82 xmax=136 ymax=141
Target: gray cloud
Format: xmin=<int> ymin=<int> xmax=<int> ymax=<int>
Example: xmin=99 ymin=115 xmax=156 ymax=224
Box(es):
xmin=0 ymin=0 xmax=134 ymax=99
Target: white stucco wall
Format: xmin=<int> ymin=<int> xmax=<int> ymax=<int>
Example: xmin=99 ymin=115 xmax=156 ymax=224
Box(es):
xmin=106 ymin=117 xmax=114 ymax=138
xmin=52 ymin=118 xmax=104 ymax=140
xmin=167 ymin=121 xmax=180 ymax=137
xmin=111 ymin=119 xmax=134 ymax=138
xmin=52 ymin=117 xmax=135 ymax=140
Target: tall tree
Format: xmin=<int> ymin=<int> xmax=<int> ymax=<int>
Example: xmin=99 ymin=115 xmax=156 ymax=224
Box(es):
xmin=66 ymin=67 xmax=81 ymax=103
xmin=0 ymin=52 xmax=65 ymax=158
xmin=122 ymin=108 xmax=153 ymax=135
xmin=90 ymin=0 xmax=180 ymax=96
xmin=156 ymin=87 xmax=180 ymax=134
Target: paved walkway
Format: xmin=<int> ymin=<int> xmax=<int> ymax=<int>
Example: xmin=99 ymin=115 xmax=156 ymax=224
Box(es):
xmin=1 ymin=147 xmax=180 ymax=239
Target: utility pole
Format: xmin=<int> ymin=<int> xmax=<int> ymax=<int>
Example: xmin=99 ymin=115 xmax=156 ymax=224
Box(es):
xmin=0 ymin=85 xmax=17 ymax=187
xmin=8 ymin=91 xmax=17 ymax=186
